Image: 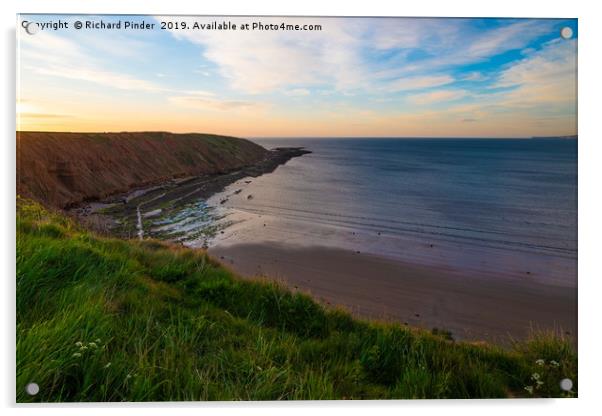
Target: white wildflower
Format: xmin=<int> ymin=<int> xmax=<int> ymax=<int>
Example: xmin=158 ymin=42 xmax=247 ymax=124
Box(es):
xmin=550 ymin=360 xmax=560 ymax=367
xmin=535 ymin=359 xmax=545 ymax=366
xmin=75 ymin=341 xmax=83 ymax=347
xmin=531 ymin=372 xmax=540 ymax=381
xmin=72 ymin=352 xmax=82 ymax=358
xmin=88 ymin=342 xmax=97 ymax=348
xmin=524 ymin=385 xmax=534 ymax=394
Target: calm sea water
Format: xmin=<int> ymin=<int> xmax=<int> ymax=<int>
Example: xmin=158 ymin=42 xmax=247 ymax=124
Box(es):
xmin=200 ymin=138 xmax=577 ymax=286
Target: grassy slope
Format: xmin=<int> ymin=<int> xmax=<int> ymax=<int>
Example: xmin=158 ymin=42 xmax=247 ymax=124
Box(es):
xmin=16 ymin=198 xmax=577 ymax=401
xmin=17 ymin=132 xmax=267 ymax=209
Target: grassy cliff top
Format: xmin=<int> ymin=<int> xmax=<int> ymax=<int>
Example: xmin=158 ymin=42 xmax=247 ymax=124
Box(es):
xmin=16 ymin=198 xmax=577 ymax=401
xmin=17 ymin=131 xmax=268 ymax=209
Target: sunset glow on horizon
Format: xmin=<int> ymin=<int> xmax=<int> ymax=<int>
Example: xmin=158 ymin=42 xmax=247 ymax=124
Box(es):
xmin=17 ymin=16 xmax=577 ymax=138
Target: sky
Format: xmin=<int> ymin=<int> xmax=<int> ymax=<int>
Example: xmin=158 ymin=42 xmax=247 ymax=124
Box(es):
xmin=17 ymin=15 xmax=577 ymax=138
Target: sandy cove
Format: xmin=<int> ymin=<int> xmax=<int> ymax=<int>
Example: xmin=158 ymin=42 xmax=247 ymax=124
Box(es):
xmin=209 ymin=242 xmax=576 ymax=346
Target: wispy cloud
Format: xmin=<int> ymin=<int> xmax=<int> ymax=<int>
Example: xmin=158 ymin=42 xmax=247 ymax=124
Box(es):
xmin=20 ymin=30 xmax=164 ymax=93
xmin=494 ymin=38 xmax=577 ymax=109
xmin=18 ymin=15 xmax=576 ymax=137
xmin=388 ymin=75 xmax=455 ymax=92
xmin=461 ymin=72 xmax=487 ymax=82
xmin=35 ymin=65 xmax=164 ymax=92
xmin=158 ymin=17 xmax=561 ymax=98
xmin=19 ymin=112 xmax=71 ymax=119
xmin=408 ymin=90 xmax=468 ymax=105
xmin=465 ymin=20 xmax=554 ymax=59
xmin=285 ymin=88 xmax=311 ymax=96
xmin=168 ymin=95 xmax=261 ymax=112
xmin=157 ymin=16 xmax=368 ymax=94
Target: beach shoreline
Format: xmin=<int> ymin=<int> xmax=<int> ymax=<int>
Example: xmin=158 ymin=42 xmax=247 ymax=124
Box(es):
xmin=209 ymin=242 xmax=577 ymax=345
xmin=69 ymin=146 xmax=311 ymax=237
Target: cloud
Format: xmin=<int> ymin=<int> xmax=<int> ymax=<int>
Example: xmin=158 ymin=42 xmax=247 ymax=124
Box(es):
xmin=194 ymin=69 xmax=211 ymax=76
xmin=18 ymin=15 xmax=575 ymax=137
xmin=157 ymin=17 xmax=368 ymax=94
xmin=465 ymin=20 xmax=554 ymax=59
xmin=494 ymin=38 xmax=577 ymax=108
xmin=388 ymin=75 xmax=454 ymax=92
xmin=35 ymin=65 xmax=164 ymax=92
xmin=408 ymin=89 xmax=467 ymax=105
xmin=18 ymin=112 xmax=71 ymax=119
xmin=19 ymin=30 xmax=164 ymax=93
xmin=158 ymin=17 xmax=560 ymax=97
xmin=368 ymin=18 xmax=466 ymax=51
xmin=168 ymin=95 xmax=260 ymax=111
xmin=362 ymin=20 xmax=558 ymax=82
xmin=285 ymin=88 xmax=311 ymax=96
xmin=461 ymin=71 xmax=487 ymax=81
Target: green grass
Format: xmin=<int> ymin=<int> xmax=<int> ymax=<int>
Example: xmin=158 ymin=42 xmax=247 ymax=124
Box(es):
xmin=16 ymin=198 xmax=577 ymax=401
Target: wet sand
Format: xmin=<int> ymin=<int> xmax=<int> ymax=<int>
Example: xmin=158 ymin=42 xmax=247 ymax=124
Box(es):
xmin=209 ymin=243 xmax=577 ymax=345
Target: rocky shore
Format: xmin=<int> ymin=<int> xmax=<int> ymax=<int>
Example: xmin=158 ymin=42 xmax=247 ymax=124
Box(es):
xmin=71 ymin=147 xmax=311 ymax=239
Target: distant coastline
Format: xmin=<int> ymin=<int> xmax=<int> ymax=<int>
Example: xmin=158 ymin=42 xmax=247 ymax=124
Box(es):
xmin=531 ymin=135 xmax=578 ymax=140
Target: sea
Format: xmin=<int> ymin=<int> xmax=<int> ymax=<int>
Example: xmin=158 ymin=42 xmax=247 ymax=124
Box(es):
xmin=186 ymin=138 xmax=577 ymax=287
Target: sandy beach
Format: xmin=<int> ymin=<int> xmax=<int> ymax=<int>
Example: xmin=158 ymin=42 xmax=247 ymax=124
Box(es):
xmin=209 ymin=242 xmax=577 ymax=345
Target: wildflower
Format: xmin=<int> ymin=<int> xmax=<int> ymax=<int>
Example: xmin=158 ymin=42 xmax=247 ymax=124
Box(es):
xmin=88 ymin=342 xmax=97 ymax=348
xmin=524 ymin=385 xmax=534 ymax=394
xmin=126 ymin=374 xmax=132 ymax=380
xmin=531 ymin=372 xmax=540 ymax=381
xmin=95 ymin=338 xmax=101 ymax=344
xmin=72 ymin=352 xmax=82 ymax=358
xmin=550 ymin=360 xmax=560 ymax=367
xmin=80 ymin=345 xmax=88 ymax=351
xmin=535 ymin=359 xmax=545 ymax=366
xmin=536 ymin=380 xmax=544 ymax=387
xmin=75 ymin=341 xmax=83 ymax=347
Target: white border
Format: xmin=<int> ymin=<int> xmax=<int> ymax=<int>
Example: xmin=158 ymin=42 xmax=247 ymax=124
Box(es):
xmin=3 ymin=0 xmax=601 ymax=415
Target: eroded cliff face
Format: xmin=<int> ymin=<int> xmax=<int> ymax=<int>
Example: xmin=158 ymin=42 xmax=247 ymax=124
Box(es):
xmin=17 ymin=131 xmax=268 ymax=209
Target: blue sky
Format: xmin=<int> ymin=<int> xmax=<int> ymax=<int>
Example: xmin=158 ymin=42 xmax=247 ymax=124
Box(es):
xmin=17 ymin=15 xmax=577 ymax=137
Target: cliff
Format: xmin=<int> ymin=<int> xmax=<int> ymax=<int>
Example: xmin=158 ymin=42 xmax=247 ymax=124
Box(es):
xmin=16 ymin=131 xmax=268 ymax=208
